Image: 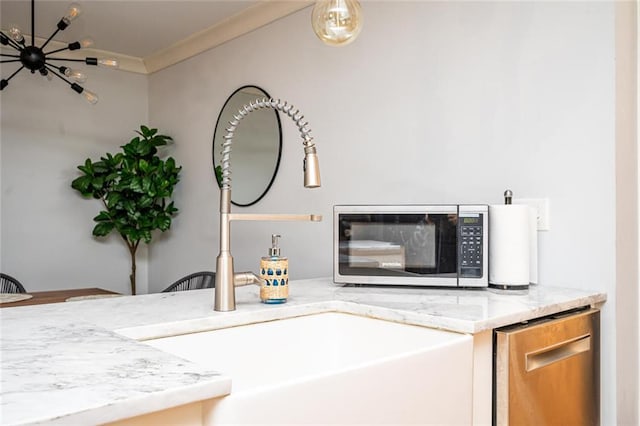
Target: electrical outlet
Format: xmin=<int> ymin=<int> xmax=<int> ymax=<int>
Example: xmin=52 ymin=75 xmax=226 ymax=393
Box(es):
xmin=512 ymin=198 xmax=550 ymax=231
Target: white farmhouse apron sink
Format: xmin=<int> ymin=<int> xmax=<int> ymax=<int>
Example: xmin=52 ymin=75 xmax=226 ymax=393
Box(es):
xmin=141 ymin=312 xmax=473 ymax=424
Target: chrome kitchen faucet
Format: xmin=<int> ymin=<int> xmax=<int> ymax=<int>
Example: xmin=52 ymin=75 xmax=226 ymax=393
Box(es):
xmin=214 ymin=98 xmax=322 ymax=312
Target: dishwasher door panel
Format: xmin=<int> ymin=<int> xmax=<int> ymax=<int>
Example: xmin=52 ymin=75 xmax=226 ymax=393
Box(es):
xmin=495 ymin=309 xmax=600 ymax=426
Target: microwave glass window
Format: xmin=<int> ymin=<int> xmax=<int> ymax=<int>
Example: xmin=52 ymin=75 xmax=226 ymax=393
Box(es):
xmin=338 ymin=213 xmax=458 ymax=278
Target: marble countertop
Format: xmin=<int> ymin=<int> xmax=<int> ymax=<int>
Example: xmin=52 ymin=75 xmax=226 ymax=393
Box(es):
xmin=0 ymin=277 xmax=606 ymax=425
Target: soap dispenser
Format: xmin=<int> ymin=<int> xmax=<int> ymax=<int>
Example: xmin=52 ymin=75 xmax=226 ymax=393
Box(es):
xmin=260 ymin=234 xmax=289 ymax=304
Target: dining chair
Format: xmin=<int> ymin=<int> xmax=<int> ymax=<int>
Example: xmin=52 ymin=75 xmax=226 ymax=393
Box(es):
xmin=162 ymin=271 xmax=216 ymax=292
xmin=1 ymin=273 xmax=27 ymax=293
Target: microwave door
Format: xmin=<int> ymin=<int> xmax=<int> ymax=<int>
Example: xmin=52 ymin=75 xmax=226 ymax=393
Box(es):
xmin=335 ymin=208 xmax=460 ymax=286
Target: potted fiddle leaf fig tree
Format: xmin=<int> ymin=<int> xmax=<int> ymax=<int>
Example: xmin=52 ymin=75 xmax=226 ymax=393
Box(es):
xmin=71 ymin=125 xmax=181 ymax=295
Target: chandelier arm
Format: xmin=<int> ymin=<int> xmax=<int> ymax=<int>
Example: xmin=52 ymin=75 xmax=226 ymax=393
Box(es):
xmin=40 ymin=28 xmax=62 ymax=51
xmin=44 ymin=45 xmax=71 ymax=56
xmin=0 ymin=32 xmax=23 ymax=51
xmin=4 ymin=66 xmax=25 ymax=82
xmin=1 ymin=53 xmax=21 ymax=58
xmin=45 ymin=57 xmax=84 ymax=63
xmin=1 ymin=59 xmax=22 ymax=64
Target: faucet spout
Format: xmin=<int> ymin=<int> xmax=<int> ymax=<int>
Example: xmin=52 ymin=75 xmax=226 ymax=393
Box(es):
xmin=214 ymin=98 xmax=321 ymax=312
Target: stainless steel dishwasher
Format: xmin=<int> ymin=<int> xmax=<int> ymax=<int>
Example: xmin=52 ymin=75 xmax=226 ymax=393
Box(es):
xmin=494 ymin=308 xmax=600 ymax=425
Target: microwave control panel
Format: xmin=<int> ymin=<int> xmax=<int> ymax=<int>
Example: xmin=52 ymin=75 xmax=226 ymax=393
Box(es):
xmin=459 ymin=214 xmax=484 ymax=278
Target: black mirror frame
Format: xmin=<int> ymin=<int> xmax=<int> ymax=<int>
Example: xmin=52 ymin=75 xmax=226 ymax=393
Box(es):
xmin=212 ymin=85 xmax=283 ymax=207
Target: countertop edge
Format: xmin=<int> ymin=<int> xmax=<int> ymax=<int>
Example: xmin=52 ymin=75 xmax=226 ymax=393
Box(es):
xmin=45 ymin=379 xmax=232 ymax=426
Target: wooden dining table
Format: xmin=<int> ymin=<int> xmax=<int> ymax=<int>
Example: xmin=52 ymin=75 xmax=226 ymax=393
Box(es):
xmin=0 ymin=288 xmax=121 ymax=308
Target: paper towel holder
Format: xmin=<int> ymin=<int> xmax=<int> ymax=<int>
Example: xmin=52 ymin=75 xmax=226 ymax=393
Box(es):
xmin=489 ymin=189 xmax=534 ymax=292
xmin=504 ymin=189 xmax=513 ymax=205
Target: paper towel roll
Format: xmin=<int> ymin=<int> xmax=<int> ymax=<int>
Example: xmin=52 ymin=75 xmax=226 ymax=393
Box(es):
xmin=528 ymin=207 xmax=538 ymax=284
xmin=489 ymin=205 xmax=530 ymax=287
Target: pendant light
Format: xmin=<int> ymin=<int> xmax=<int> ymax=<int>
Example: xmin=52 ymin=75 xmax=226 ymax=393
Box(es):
xmin=311 ymin=0 xmax=363 ymax=46
xmin=0 ymin=0 xmax=119 ymax=104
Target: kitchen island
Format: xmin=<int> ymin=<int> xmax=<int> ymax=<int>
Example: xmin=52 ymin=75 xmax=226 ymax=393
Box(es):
xmin=0 ymin=278 xmax=606 ymax=425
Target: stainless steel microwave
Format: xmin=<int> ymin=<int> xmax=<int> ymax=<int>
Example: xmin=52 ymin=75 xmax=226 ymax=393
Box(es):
xmin=333 ymin=205 xmax=488 ymax=287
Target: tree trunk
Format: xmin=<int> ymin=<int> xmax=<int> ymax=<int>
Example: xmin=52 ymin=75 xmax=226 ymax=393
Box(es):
xmin=128 ymin=243 xmax=137 ymax=295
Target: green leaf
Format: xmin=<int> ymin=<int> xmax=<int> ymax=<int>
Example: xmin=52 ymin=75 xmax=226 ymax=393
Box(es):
xmin=93 ymin=221 xmax=115 ymax=237
xmin=122 ymin=200 xmax=135 ymax=215
xmin=215 ymin=165 xmax=223 ymax=186
xmin=71 ymin=175 xmax=93 ymax=195
xmin=136 ymin=125 xmax=158 ymax=139
xmin=141 ymin=176 xmax=152 ymax=193
xmin=139 ymin=159 xmax=149 ymax=173
xmin=106 ymin=192 xmax=122 ymax=208
xmin=92 ymin=161 xmax=109 ymax=174
xmin=105 ymin=172 xmax=119 ymax=184
xmin=165 ymin=157 xmax=176 ymax=171
xmin=93 ymin=211 xmax=111 ymax=222
xmin=157 ymin=215 xmax=171 ymax=231
xmin=130 ymin=177 xmax=144 ymax=193
xmin=91 ymin=176 xmax=105 ymax=190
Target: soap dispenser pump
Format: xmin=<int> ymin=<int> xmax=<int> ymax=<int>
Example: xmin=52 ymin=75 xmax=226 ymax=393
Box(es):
xmin=260 ymin=234 xmax=289 ymax=304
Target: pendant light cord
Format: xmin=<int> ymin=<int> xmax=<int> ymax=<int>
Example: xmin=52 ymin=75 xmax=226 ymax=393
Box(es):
xmin=31 ymin=0 xmax=35 ymax=46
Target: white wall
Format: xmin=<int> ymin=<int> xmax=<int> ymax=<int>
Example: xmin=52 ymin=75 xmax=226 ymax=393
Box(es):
xmin=148 ymin=2 xmax=617 ymax=423
xmin=1 ymin=67 xmax=149 ymax=295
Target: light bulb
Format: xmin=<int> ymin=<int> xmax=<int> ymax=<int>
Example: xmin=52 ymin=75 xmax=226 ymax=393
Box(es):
xmin=69 ymin=37 xmax=94 ymax=51
xmin=63 ymin=67 xmax=87 ymax=83
xmin=64 ymin=3 xmax=82 ymax=22
xmin=97 ymin=58 xmax=119 ymax=69
xmin=82 ymin=89 xmax=98 ymax=105
xmin=40 ymin=68 xmax=53 ymax=81
xmin=7 ymin=24 xmax=24 ymax=43
xmin=311 ymin=0 xmax=363 ymax=46
xmin=79 ymin=37 xmax=94 ymax=48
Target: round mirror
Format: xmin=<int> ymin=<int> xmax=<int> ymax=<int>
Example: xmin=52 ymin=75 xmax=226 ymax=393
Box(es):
xmin=212 ymin=86 xmax=282 ymax=207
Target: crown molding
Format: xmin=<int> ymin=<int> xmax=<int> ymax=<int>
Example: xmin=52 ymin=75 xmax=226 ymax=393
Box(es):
xmin=143 ymin=1 xmax=314 ymax=74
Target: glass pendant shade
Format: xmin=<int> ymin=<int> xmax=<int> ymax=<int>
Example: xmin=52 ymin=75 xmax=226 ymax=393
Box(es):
xmin=311 ymin=0 xmax=362 ymax=46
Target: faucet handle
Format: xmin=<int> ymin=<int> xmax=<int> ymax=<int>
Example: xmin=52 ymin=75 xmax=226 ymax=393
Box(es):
xmin=234 ymin=271 xmax=263 ymax=287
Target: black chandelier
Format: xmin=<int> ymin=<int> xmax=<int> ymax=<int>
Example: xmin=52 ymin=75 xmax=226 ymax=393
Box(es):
xmin=0 ymin=0 xmax=118 ymax=104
